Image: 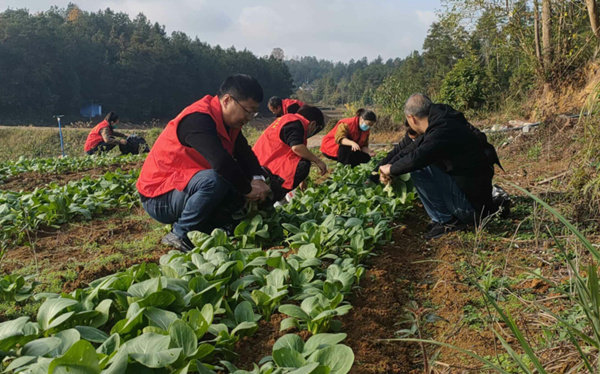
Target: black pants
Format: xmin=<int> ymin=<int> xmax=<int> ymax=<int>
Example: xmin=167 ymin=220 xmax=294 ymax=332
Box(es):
xmin=267 ymin=160 xmax=311 ymax=202
xmin=327 ymin=145 xmax=371 ymax=167
xmin=86 ymin=142 xmax=116 ymax=155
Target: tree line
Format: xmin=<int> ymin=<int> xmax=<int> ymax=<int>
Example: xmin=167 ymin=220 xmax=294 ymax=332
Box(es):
xmin=0 ymin=5 xmax=294 ymax=123
xmin=286 ymin=0 xmax=600 ymax=121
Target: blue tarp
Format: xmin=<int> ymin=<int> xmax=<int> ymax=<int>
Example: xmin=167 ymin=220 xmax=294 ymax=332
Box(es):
xmin=80 ymin=104 xmax=102 ymax=117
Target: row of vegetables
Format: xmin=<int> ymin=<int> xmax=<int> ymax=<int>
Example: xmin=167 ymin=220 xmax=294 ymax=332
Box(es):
xmin=0 ymin=171 xmax=140 ymax=247
xmin=0 ymin=163 xmax=415 ymax=373
xmin=0 ymin=154 xmax=145 ymax=186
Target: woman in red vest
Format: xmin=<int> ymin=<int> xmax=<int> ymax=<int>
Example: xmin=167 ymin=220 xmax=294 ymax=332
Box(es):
xmin=253 ymin=105 xmax=327 ymax=202
xmin=136 ymin=75 xmax=271 ymax=252
xmin=268 ymin=96 xmax=306 ymax=117
xmin=320 ymin=109 xmax=377 ymax=167
xmin=84 ymin=112 xmax=128 ymax=155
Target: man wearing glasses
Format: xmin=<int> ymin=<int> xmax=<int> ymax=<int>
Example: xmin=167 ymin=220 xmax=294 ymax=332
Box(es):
xmin=137 ymin=74 xmax=271 ymax=252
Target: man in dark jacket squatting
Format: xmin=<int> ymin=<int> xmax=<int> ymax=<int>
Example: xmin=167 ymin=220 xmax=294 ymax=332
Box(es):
xmin=376 ymin=93 xmax=502 ymax=240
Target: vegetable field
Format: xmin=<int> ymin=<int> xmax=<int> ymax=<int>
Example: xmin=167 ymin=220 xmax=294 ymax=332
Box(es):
xmin=1 ymin=123 xmax=600 ymax=373
xmin=0 ymin=152 xmax=417 ymax=373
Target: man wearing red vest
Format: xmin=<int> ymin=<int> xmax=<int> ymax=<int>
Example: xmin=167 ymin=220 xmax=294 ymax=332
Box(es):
xmin=137 ymin=75 xmax=271 ymax=252
xmin=253 ymin=105 xmax=327 ymax=202
xmin=268 ymin=96 xmax=306 ymax=117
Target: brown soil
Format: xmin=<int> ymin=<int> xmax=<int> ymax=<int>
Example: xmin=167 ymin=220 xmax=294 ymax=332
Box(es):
xmin=495 ymin=122 xmax=579 ymax=194
xmin=0 ymin=160 xmax=144 ymax=192
xmin=1 ymin=208 xmax=168 ymax=295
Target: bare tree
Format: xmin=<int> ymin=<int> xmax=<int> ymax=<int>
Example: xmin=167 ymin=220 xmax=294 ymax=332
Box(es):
xmin=534 ymin=0 xmax=543 ymax=69
xmin=542 ymin=0 xmax=552 ymax=73
xmin=587 ymin=0 xmax=600 ymax=39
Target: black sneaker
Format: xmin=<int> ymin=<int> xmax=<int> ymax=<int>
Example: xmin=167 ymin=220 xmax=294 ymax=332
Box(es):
xmin=161 ymin=232 xmax=194 ymax=252
xmin=423 ymin=218 xmax=467 ymax=240
xmin=425 ymin=221 xmax=436 ymax=231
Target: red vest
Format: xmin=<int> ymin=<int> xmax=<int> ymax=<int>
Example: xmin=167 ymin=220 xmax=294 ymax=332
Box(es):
xmin=282 ymin=99 xmax=305 ymax=114
xmin=253 ymin=114 xmax=310 ymax=190
xmin=84 ymin=120 xmax=111 ymax=152
xmin=136 ymin=95 xmax=240 ymax=198
xmin=320 ymin=116 xmax=369 ymax=158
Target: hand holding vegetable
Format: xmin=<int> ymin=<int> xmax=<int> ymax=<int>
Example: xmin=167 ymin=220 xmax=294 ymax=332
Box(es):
xmin=379 ymin=164 xmax=392 ymax=185
xmin=315 ymin=160 xmax=328 ymax=175
xmin=246 ymin=180 xmax=271 ymax=202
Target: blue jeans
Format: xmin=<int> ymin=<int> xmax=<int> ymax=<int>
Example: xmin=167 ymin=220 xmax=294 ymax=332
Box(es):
xmin=142 ymin=170 xmax=243 ymax=239
xmin=410 ymin=165 xmax=475 ymax=224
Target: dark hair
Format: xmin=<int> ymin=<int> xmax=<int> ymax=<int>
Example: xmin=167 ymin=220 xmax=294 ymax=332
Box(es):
xmin=356 ymin=109 xmax=377 ymax=122
xmin=104 ymin=111 xmax=119 ymax=124
xmin=297 ymin=105 xmax=325 ymax=132
xmin=217 ymin=74 xmax=264 ymax=103
xmin=268 ymin=96 xmax=282 ymax=108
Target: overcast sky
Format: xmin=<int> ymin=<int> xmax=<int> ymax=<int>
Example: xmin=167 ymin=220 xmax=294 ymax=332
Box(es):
xmin=0 ymin=0 xmax=440 ymax=62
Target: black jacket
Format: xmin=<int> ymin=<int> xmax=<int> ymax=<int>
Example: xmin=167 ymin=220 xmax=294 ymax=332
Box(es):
xmin=374 ymin=104 xmax=501 ymax=217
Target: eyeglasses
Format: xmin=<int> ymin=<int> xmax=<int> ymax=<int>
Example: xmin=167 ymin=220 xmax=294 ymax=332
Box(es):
xmin=231 ymin=96 xmax=259 ymax=119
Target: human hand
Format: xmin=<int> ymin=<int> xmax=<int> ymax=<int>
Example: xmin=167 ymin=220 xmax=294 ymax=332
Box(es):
xmin=315 ymin=160 xmax=328 ymax=175
xmin=349 ymin=141 xmax=361 ymax=152
xmin=378 ymin=164 xmax=393 ymax=185
xmin=379 ymin=164 xmax=392 ymax=175
xmin=245 ymin=180 xmax=271 ymax=202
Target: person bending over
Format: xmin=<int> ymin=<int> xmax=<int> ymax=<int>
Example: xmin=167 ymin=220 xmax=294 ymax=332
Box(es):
xmin=376 ymin=94 xmax=501 ymax=239
xmin=253 ymin=105 xmax=327 ymax=202
xmin=268 ymin=96 xmax=305 ymax=117
xmin=84 ymin=112 xmax=127 ymax=155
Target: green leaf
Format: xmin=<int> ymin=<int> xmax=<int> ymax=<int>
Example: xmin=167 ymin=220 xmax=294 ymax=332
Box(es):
xmin=48 ymin=340 xmax=101 ymax=374
xmin=54 ymin=329 xmax=81 ymax=355
xmin=279 ymin=305 xmax=310 ymax=321
xmin=144 ymin=307 xmax=178 ymax=331
xmin=234 ymin=301 xmax=256 ymax=323
xmin=303 ymin=334 xmax=347 ymax=355
xmin=75 ymin=326 xmax=109 ymax=344
xmin=22 ymin=337 xmax=62 ymax=357
xmin=298 ymin=244 xmax=318 ymax=260
xmin=273 ymin=347 xmax=306 ymax=368
xmin=190 ymin=343 xmax=215 ymax=360
xmin=308 ymin=345 xmax=354 ymax=374
xmin=273 ymin=334 xmax=304 ymax=353
xmin=127 ymin=278 xmax=161 ymax=299
xmin=231 ymin=321 xmax=257 ymax=336
xmin=287 ymin=363 xmax=323 ymax=374
xmin=169 ymin=320 xmax=197 ymax=357
xmin=37 ymin=298 xmax=78 ymax=331
xmin=126 ymin=332 xmax=182 ymax=368
xmin=3 ymin=356 xmax=38 ymax=372
xmin=280 ymin=318 xmax=300 ymax=332
xmin=96 ymin=334 xmax=120 ymax=356
xmin=136 ymin=291 xmax=176 ymax=309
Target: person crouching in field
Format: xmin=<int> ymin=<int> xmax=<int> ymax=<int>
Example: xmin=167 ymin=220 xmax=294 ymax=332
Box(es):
xmin=253 ymin=105 xmax=327 ymax=202
xmin=320 ymin=109 xmax=376 ymax=167
xmin=84 ymin=112 xmax=128 ymax=155
xmin=136 ymin=74 xmax=271 ymax=252
xmin=375 ymin=94 xmax=502 ymax=240
xmin=268 ymin=96 xmax=305 ymax=117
